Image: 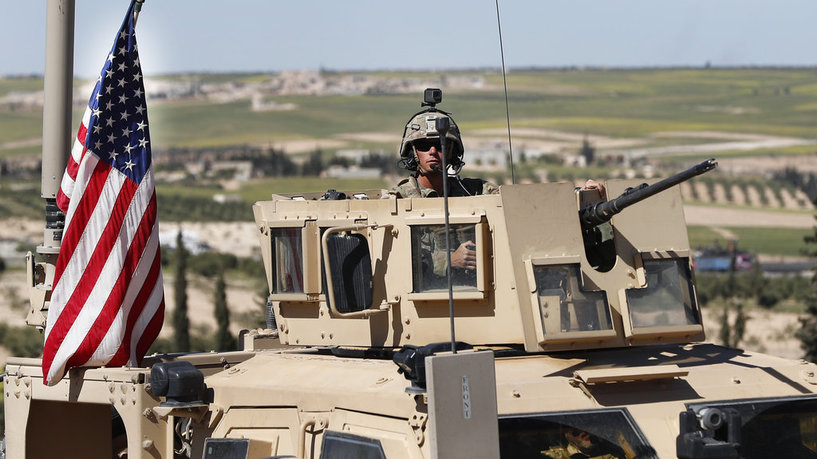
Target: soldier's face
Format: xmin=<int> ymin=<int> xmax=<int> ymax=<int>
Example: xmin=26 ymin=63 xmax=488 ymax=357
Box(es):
xmin=414 ymin=139 xmax=450 ymax=174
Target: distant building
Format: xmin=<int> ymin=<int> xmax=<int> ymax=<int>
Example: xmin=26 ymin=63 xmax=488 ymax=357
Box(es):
xmin=213 ymin=193 xmax=242 ymax=204
xmin=335 ymin=149 xmax=374 ymax=164
xmin=564 ymin=154 xmax=587 ymax=168
xmin=0 ymin=239 xmax=27 ymax=268
xmin=209 ymin=160 xmax=253 ymax=181
xmin=158 ymin=230 xmax=211 ymax=255
xmin=467 ymin=149 xmax=508 ymax=170
xmin=325 ymin=165 xmax=382 ymax=179
xmin=251 ymin=94 xmax=297 ymax=112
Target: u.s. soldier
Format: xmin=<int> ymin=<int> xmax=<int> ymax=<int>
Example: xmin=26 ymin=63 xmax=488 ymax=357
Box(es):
xmin=390 ymin=93 xmax=604 ymax=286
xmin=390 ymin=109 xmax=499 ymax=199
xmin=390 ymin=107 xmax=494 ymax=279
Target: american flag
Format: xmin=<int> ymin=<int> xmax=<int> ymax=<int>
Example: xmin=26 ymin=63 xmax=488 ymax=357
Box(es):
xmin=43 ymin=0 xmax=164 ymax=386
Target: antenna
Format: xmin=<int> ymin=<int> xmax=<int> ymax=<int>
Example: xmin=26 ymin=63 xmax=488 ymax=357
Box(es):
xmin=494 ymin=0 xmax=515 ymax=184
xmin=436 ymin=116 xmax=458 ymax=354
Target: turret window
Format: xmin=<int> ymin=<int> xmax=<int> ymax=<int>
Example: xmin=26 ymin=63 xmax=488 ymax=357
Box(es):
xmin=626 ymin=258 xmax=699 ymax=328
xmin=271 ymin=227 xmax=304 ymax=294
xmin=532 ymin=264 xmax=612 ymax=335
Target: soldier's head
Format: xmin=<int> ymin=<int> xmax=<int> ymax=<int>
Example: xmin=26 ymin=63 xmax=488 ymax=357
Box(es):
xmin=398 ymin=110 xmax=464 ymax=175
xmin=564 ymin=428 xmax=603 ymax=455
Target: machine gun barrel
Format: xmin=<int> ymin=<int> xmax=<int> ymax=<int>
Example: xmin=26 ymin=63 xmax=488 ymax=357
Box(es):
xmin=579 ymin=158 xmax=717 ymax=230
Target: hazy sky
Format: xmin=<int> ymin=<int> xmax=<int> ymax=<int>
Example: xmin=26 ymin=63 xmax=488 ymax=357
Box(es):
xmin=3 ymin=0 xmax=817 ymax=78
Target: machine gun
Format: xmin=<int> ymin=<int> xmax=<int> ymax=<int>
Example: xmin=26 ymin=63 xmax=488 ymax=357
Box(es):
xmin=579 ymin=158 xmax=718 ymax=270
xmin=580 ymin=158 xmax=717 ymax=230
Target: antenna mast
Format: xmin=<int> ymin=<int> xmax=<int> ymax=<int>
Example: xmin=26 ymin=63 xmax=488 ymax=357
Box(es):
xmin=495 ymin=0 xmax=515 ymax=184
xmin=436 ymin=116 xmax=458 ymax=354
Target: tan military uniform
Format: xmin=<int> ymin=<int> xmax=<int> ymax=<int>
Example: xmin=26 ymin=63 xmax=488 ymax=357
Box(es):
xmin=411 ymin=224 xmax=478 ymax=291
xmin=389 ymin=175 xmax=499 ymax=198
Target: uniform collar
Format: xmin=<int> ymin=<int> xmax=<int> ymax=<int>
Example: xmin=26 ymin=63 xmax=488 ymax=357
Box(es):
xmin=411 ymin=175 xmax=439 ymax=197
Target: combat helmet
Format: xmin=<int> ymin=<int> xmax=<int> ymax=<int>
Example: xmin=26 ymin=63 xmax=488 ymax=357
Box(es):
xmin=398 ymin=90 xmax=465 ymax=174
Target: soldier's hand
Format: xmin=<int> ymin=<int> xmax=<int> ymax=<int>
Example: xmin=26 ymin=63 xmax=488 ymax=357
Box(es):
xmin=450 ymin=241 xmax=477 ymax=270
xmin=582 ymin=179 xmax=606 ymax=200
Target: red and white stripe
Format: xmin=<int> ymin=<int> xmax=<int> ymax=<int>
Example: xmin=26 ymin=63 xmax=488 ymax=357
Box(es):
xmin=43 ymin=149 xmax=164 ymax=385
xmin=56 ymin=107 xmax=91 ymax=213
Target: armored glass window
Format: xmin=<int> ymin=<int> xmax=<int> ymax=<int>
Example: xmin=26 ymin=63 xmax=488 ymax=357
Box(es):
xmin=202 ymin=439 xmax=250 ymax=459
xmin=319 ymin=227 xmax=329 ymax=293
xmin=411 ymin=224 xmax=478 ymax=293
xmin=322 ymin=230 xmax=373 ymax=314
xmin=532 ymin=264 xmax=612 ymax=335
xmin=499 ymin=409 xmax=656 ymax=459
xmin=626 ymin=258 xmax=698 ymax=328
xmin=271 ymin=227 xmax=304 ymax=294
xmin=320 ymin=431 xmax=386 ymax=459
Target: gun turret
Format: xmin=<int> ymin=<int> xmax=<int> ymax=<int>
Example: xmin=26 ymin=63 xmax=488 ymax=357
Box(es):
xmin=579 ymin=158 xmax=717 ymax=271
xmin=579 ymin=158 xmax=718 ymax=230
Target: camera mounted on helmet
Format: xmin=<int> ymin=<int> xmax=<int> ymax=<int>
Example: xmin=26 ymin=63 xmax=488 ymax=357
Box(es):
xmin=398 ymin=88 xmax=465 ymax=174
xmin=422 ymin=88 xmax=442 ymax=108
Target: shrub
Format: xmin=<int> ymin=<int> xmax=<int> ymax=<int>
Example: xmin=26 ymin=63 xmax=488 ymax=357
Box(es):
xmin=189 ymin=252 xmax=238 ymax=278
xmin=0 ymin=324 xmax=43 ymax=358
xmin=757 ymin=288 xmax=783 ymax=309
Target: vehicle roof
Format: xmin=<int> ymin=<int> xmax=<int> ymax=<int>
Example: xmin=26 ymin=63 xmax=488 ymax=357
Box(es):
xmin=205 ymin=343 xmax=817 ymax=416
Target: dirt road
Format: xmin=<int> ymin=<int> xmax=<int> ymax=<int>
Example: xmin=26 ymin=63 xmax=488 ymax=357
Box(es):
xmin=683 ymin=205 xmax=814 ymax=228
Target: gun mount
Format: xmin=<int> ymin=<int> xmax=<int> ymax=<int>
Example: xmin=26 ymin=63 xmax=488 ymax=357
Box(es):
xmin=579 ymin=158 xmax=717 ymax=271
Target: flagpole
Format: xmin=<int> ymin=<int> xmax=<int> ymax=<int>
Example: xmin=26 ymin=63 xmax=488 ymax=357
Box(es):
xmin=133 ymin=0 xmax=145 ymax=26
xmin=28 ymin=0 xmax=75 ymax=329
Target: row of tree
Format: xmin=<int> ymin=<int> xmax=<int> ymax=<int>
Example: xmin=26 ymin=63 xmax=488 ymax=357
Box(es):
xmin=241 ymin=147 xmax=402 ymax=178
xmin=696 ymin=268 xmax=811 ymax=310
xmin=165 ymin=231 xmax=237 ymax=354
xmin=797 ymin=219 xmax=817 ymax=362
xmin=774 ymin=167 xmax=817 ymax=203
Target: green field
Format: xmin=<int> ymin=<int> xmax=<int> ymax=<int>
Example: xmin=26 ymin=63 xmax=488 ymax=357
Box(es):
xmin=4 ymin=68 xmax=817 ymax=258
xmin=688 ymin=225 xmax=813 ymax=257
xmin=158 ymin=177 xmax=388 ymax=202
xmin=4 ymin=68 xmax=817 ymax=155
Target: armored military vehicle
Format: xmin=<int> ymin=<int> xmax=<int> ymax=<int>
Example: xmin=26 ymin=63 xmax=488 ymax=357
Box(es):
xmin=7 ymin=2 xmax=817 ymax=458
xmin=9 ymin=127 xmax=817 ymax=458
